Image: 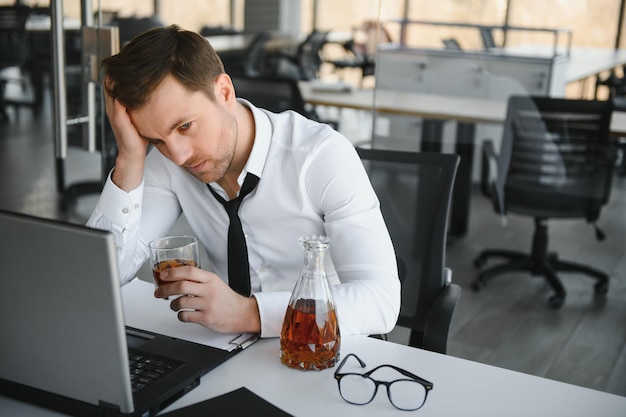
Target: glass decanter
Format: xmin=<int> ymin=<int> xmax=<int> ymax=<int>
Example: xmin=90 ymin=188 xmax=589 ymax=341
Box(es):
xmin=280 ymin=235 xmax=341 ymax=370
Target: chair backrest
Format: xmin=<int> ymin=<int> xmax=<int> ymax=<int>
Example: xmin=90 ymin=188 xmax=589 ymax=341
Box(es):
xmin=220 ymin=31 xmax=273 ymax=78
xmin=495 ymin=96 xmax=615 ymax=222
xmin=230 ymin=75 xmax=312 ymax=118
xmin=242 ymin=31 xmax=274 ymax=77
xmin=355 ymin=147 xmax=460 ymax=340
xmin=295 ymin=30 xmax=329 ymax=80
xmin=0 ymin=5 xmax=31 ymax=68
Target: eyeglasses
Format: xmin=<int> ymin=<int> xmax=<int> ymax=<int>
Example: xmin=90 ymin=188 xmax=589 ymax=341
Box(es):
xmin=334 ymin=353 xmax=433 ymax=411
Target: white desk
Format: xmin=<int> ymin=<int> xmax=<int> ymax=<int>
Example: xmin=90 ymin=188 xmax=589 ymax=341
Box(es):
xmin=300 ymin=83 xmax=626 ymax=135
xmin=3 ymin=336 xmax=625 ymax=416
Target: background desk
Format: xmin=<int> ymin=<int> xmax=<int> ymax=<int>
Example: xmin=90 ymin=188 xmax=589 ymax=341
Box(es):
xmin=3 ymin=336 xmax=624 ymax=416
xmin=302 ymin=84 xmax=626 ymax=237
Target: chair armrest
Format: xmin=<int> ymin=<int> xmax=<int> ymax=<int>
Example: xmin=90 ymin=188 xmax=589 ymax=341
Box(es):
xmin=421 ymin=278 xmax=461 ymax=355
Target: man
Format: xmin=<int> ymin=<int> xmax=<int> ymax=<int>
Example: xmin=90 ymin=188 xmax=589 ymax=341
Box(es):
xmin=87 ymin=25 xmax=400 ymax=338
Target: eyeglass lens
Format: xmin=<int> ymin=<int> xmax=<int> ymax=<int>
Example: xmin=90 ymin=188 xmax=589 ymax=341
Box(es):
xmin=339 ymin=374 xmax=427 ymax=411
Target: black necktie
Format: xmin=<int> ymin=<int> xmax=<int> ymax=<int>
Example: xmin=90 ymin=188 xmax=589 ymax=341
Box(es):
xmin=208 ymin=173 xmax=259 ymax=296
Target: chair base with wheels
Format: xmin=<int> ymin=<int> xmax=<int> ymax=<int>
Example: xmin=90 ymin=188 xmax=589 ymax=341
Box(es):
xmin=472 ymin=217 xmax=609 ymax=309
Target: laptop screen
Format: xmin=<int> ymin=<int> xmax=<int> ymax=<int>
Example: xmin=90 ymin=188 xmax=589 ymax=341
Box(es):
xmin=0 ymin=210 xmax=135 ymax=412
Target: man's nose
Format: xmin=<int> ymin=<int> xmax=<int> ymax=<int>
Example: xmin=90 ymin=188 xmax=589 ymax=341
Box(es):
xmin=168 ymin=140 xmax=193 ymax=166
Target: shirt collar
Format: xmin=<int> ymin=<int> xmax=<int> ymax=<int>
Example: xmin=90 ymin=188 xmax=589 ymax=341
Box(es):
xmin=236 ymin=98 xmax=270 ymax=185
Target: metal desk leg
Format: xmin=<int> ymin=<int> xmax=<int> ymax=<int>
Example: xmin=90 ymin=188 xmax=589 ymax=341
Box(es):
xmin=420 ymin=119 xmax=444 ymax=152
xmin=448 ymin=121 xmax=475 ymax=238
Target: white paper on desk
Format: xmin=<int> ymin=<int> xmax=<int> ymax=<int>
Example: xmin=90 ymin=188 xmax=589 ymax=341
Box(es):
xmin=121 ymin=278 xmax=257 ymax=352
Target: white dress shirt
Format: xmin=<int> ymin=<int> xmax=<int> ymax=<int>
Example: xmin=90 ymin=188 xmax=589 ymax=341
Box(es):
xmin=87 ymin=99 xmax=400 ymax=338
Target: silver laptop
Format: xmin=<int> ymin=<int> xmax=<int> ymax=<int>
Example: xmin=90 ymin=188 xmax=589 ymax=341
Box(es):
xmin=0 ymin=210 xmax=237 ymax=416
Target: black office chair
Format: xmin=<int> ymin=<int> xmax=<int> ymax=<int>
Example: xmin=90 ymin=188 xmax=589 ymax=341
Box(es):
xmin=230 ymin=74 xmax=337 ymax=128
xmin=0 ymin=4 xmax=32 ymax=122
xmin=327 ymin=21 xmax=391 ymax=86
xmin=271 ymin=30 xmax=329 ymax=81
xmin=220 ymin=31 xmax=274 ymax=78
xmin=472 ymin=95 xmax=617 ymax=308
xmin=356 ymin=146 xmax=461 ymax=354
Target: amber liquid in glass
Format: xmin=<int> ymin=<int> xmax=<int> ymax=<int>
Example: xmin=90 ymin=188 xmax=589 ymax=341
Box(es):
xmin=280 ymin=298 xmax=341 ymax=370
xmin=152 ymin=259 xmax=197 ymax=286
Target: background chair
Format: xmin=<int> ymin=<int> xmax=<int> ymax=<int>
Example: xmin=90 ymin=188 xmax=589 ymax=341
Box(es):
xmin=270 ymin=30 xmax=329 ymax=81
xmin=220 ymin=30 xmax=274 ymax=78
xmin=230 ymin=75 xmax=327 ymax=124
xmin=472 ymin=95 xmax=616 ymax=308
xmin=326 ymin=21 xmax=392 ymax=86
xmin=0 ymin=4 xmax=33 ymax=122
xmin=356 ymin=146 xmax=461 ymax=354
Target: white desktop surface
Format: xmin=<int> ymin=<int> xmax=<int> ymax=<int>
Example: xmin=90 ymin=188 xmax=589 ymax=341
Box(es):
xmin=301 ymin=83 xmax=626 ymax=136
xmin=159 ymin=336 xmax=626 ymax=417
xmin=2 ymin=336 xmax=625 ymax=416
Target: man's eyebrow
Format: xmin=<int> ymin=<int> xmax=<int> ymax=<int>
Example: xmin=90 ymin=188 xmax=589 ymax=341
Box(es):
xmin=169 ymin=117 xmax=189 ymax=131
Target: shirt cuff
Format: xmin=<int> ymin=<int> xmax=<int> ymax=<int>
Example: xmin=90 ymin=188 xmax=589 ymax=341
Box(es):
xmin=96 ymin=170 xmax=144 ymax=228
xmin=253 ymin=291 xmax=291 ymax=338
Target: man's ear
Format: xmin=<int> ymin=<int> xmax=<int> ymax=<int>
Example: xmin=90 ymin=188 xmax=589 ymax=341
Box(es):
xmin=214 ymin=73 xmax=236 ymax=106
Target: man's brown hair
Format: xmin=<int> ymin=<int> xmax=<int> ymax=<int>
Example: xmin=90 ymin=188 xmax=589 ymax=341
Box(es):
xmin=102 ymin=24 xmax=225 ymax=110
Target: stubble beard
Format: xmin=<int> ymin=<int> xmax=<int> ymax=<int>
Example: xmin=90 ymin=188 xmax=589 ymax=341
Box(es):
xmin=188 ymin=110 xmax=238 ymax=185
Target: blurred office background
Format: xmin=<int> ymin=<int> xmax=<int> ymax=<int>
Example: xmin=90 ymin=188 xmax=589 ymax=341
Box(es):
xmin=1 ymin=0 xmax=625 ymax=399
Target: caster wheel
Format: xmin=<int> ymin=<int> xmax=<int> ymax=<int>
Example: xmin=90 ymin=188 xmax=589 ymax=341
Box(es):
xmin=594 ymin=281 xmax=609 ymax=295
xmin=474 ymin=256 xmax=487 ymax=269
xmin=473 ymin=257 xmax=486 ymax=269
xmin=548 ymin=294 xmax=564 ymax=309
xmin=471 ymin=280 xmax=484 ymax=292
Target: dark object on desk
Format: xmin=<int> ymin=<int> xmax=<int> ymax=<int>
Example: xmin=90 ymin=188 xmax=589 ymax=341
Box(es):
xmin=199 ymin=24 xmax=241 ymax=37
xmin=159 ymin=387 xmax=293 ymax=417
xmin=0 ymin=4 xmax=33 ymax=122
xmin=442 ymin=37 xmax=462 ymax=50
xmin=356 ymin=147 xmax=462 ymax=354
xmin=472 ymin=96 xmax=616 ymax=308
xmin=327 ymin=21 xmax=391 ymax=86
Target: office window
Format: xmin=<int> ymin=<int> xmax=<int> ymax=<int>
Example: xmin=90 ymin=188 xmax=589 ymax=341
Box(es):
xmin=157 ymin=0 xmax=234 ymax=32
xmin=508 ymin=0 xmax=621 ymax=48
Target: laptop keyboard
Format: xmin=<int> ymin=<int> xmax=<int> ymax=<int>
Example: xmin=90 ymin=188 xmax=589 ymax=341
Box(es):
xmin=128 ymin=350 xmax=183 ymax=393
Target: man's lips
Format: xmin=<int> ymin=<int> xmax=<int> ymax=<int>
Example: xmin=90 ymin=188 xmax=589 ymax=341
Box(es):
xmin=186 ymin=160 xmax=207 ymax=172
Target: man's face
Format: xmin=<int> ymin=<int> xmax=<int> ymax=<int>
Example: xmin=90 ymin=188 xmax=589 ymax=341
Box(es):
xmin=130 ymin=74 xmax=238 ymax=184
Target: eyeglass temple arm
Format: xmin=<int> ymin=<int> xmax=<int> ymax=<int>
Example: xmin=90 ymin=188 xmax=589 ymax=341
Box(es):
xmin=334 ymin=353 xmax=367 ymax=378
xmin=364 ymin=364 xmax=434 ymax=389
